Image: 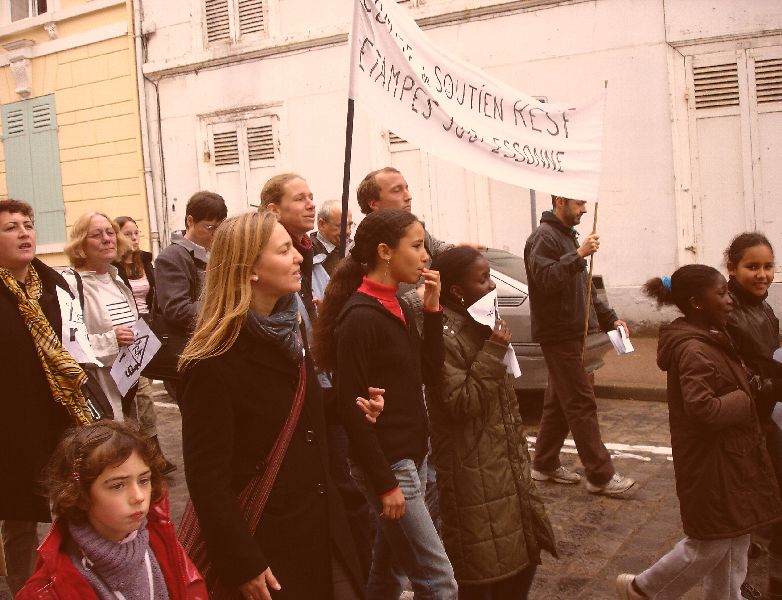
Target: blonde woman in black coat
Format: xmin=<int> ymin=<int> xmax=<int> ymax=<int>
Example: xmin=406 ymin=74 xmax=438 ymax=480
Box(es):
xmin=180 ymin=211 xmax=370 ymax=600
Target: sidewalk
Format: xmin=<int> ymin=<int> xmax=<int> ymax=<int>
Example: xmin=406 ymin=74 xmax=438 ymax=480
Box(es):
xmin=594 ymin=336 xmax=666 ymax=402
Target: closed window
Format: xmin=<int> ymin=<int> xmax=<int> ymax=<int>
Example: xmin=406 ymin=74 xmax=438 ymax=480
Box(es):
xmin=202 ymin=114 xmax=280 ymax=215
xmin=1 ymin=95 xmax=66 ymax=246
xmin=9 ymin=0 xmax=47 ymax=22
xmin=204 ymin=0 xmax=265 ymax=45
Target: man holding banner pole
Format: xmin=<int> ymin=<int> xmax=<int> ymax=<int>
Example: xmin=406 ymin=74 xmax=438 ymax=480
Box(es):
xmin=524 ymin=196 xmax=636 ymax=498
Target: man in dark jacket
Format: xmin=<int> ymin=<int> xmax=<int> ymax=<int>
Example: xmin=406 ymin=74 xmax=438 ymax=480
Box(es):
xmin=153 ymin=191 xmax=226 ymax=399
xmin=524 ymin=196 xmax=635 ymax=497
xmin=310 ymin=198 xmax=353 ymax=280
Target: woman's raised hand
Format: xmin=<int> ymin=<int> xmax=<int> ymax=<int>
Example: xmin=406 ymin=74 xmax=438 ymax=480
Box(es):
xmin=489 ymin=319 xmax=512 ymax=346
xmin=356 ymin=387 xmax=385 ymax=424
xmin=239 ymin=567 xmax=281 ymax=600
xmin=422 ymin=268 xmax=441 ymax=312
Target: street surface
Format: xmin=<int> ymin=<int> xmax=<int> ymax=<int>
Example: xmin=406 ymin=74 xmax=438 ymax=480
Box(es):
xmin=150 ymin=396 xmax=769 ymax=599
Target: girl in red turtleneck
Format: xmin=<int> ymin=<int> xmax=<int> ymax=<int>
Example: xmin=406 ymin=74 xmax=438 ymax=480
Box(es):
xmin=314 ymin=208 xmax=457 ymax=600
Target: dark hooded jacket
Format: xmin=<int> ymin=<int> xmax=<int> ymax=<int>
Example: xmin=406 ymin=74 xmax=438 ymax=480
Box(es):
xmin=657 ymin=317 xmax=782 ymax=539
xmin=524 ymin=211 xmax=617 ymax=343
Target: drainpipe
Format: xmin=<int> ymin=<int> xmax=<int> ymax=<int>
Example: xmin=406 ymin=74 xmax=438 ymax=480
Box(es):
xmin=130 ymin=0 xmax=161 ymax=255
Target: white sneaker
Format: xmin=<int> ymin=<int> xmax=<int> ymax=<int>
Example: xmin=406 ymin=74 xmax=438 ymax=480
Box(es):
xmin=531 ymin=466 xmax=582 ymax=484
xmin=616 ymin=574 xmax=645 ymax=599
xmin=586 ymin=473 xmax=636 ymax=497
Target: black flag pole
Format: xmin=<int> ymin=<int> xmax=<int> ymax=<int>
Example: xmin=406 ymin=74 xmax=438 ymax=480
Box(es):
xmin=339 ymin=98 xmax=355 ymax=258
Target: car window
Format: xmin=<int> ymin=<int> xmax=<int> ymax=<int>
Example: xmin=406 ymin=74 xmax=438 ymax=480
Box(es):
xmin=483 ymin=250 xmax=528 ymax=284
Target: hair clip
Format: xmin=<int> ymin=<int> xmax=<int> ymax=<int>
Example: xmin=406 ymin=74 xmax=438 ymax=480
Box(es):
xmin=72 ymin=471 xmax=80 ymax=482
xmin=661 ymin=275 xmax=672 ymax=291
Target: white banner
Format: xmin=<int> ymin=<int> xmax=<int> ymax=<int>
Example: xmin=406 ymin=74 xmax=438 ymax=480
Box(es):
xmin=349 ymin=0 xmax=606 ymax=201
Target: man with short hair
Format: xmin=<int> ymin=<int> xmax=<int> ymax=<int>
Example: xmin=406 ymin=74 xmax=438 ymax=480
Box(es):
xmin=524 ymin=196 xmax=635 ymax=497
xmin=311 ymin=199 xmax=353 ymax=279
xmin=153 ymin=191 xmax=227 ymax=398
xmin=357 ymin=167 xmax=454 ymax=261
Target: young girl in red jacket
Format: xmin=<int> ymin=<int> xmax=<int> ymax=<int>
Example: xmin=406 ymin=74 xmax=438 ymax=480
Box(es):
xmin=16 ymin=421 xmax=206 ymax=600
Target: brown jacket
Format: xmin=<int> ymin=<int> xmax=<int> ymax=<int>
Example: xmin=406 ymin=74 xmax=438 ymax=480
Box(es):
xmin=657 ymin=318 xmax=782 ymax=539
xmin=429 ymin=308 xmax=556 ymax=584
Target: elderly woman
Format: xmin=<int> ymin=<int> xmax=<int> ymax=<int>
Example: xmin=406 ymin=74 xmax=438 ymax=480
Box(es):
xmin=179 ymin=211 xmax=369 ymax=600
xmin=0 ymin=200 xmax=95 ymax=595
xmin=63 ymin=211 xmax=138 ymax=421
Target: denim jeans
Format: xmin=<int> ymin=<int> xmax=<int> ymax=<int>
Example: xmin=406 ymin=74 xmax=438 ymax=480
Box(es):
xmin=351 ymin=458 xmax=458 ymax=600
xmin=765 ymin=423 xmax=782 ymax=586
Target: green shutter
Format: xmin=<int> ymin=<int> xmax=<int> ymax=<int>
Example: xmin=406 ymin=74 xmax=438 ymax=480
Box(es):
xmin=2 ymin=95 xmax=66 ymax=245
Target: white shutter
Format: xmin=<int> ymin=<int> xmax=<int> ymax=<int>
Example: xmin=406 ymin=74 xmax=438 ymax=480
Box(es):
xmin=692 ymin=62 xmax=740 ymax=109
xmin=247 ymin=123 xmax=275 ymax=162
xmin=755 ymin=57 xmax=782 ymax=105
xmin=204 ymin=0 xmax=230 ymax=43
xmin=237 ymin=0 xmax=264 ymax=37
xmin=213 ymin=130 xmax=240 ymax=166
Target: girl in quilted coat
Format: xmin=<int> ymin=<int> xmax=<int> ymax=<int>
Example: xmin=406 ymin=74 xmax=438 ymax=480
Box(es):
xmin=428 ymin=247 xmax=557 ymax=600
xmin=16 ymin=421 xmax=206 ymax=600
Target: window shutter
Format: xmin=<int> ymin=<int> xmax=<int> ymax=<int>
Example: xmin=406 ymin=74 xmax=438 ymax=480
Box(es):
xmin=2 ymin=104 xmax=35 ymax=203
xmin=2 ymin=95 xmax=66 ymax=245
xmin=205 ymin=0 xmax=231 ymax=43
xmin=755 ymin=57 xmax=782 ymax=104
xmin=388 ymin=131 xmax=406 ymax=145
xmin=692 ymin=62 xmax=740 ymax=109
xmin=247 ymin=123 xmax=275 ymax=162
xmin=237 ymin=0 xmax=264 ymax=36
xmin=213 ymin=130 xmax=240 ymax=166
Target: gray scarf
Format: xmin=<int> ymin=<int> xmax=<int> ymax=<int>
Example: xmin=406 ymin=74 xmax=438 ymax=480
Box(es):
xmin=67 ymin=519 xmax=169 ymax=600
xmin=245 ymin=293 xmax=304 ymax=364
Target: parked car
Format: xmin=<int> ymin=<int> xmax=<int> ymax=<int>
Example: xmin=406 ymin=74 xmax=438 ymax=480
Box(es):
xmin=484 ymin=248 xmax=613 ymax=396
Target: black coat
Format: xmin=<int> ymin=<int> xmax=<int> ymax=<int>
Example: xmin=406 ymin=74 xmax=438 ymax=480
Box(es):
xmin=180 ymin=325 xmax=364 ymax=599
xmin=524 ymin=211 xmax=617 ymax=343
xmin=0 ymin=259 xmax=73 ymax=521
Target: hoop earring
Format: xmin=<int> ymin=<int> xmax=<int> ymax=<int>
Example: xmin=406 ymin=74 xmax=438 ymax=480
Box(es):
xmin=457 ymin=295 xmax=465 ymax=306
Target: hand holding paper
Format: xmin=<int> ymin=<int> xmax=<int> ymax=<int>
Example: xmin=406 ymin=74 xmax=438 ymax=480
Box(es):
xmin=467 ymin=290 xmax=521 ymax=378
xmin=607 ymin=325 xmax=634 ymax=355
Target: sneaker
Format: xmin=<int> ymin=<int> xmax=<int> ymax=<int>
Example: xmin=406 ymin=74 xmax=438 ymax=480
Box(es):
xmin=616 ymin=574 xmax=645 ymax=599
xmin=586 ymin=473 xmax=636 ymax=496
xmin=531 ymin=466 xmax=582 ymax=484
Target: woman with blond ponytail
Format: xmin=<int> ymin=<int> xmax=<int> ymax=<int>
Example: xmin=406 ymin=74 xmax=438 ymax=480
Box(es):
xmin=178 ymin=211 xmax=365 ymax=600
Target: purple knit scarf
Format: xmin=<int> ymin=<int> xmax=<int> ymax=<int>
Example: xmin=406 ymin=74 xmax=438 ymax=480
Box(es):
xmin=67 ymin=519 xmax=169 ymax=600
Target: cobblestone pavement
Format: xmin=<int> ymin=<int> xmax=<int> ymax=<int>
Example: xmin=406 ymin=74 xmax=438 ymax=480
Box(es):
xmin=152 ymin=397 xmax=772 ymax=599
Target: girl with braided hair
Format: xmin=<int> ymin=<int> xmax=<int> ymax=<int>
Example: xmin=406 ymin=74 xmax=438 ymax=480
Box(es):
xmin=315 ymin=208 xmax=458 ymax=600
xmin=616 ymin=265 xmax=782 ymax=600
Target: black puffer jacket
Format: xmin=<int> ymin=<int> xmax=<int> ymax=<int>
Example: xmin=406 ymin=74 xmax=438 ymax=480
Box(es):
xmin=726 ymin=277 xmax=782 ymax=413
xmin=524 ymin=211 xmax=617 ymax=343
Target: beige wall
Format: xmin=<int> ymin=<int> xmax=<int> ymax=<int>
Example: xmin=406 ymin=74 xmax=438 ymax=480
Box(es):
xmin=0 ymin=1 xmax=149 ymax=266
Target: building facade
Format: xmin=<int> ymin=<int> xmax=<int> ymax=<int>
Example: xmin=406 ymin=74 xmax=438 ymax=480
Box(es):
xmin=0 ymin=0 xmax=152 ymax=264
xmin=139 ymin=0 xmax=782 ymax=325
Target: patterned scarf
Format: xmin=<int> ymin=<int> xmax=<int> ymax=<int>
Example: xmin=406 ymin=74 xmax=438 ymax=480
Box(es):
xmin=0 ymin=265 xmax=94 ymax=425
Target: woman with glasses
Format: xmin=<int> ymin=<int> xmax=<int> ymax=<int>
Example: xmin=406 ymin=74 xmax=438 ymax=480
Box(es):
xmin=62 ymin=211 xmax=137 ymax=421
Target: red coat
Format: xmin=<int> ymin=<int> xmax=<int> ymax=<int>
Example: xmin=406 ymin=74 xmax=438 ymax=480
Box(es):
xmin=16 ymin=494 xmax=207 ymax=600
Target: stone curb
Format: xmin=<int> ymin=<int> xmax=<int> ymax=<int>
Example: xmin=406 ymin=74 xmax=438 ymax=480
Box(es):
xmin=594 ymin=384 xmax=666 ymax=402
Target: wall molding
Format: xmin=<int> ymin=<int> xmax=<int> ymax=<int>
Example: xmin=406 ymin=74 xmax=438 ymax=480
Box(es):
xmin=0 ymin=0 xmax=125 ymax=38
xmin=0 ymin=22 xmax=129 ymax=67
xmin=143 ymin=0 xmax=586 ymax=79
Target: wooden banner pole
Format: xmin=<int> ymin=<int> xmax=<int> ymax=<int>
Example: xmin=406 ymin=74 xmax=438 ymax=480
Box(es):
xmin=339 ymin=98 xmax=355 ymax=258
xmin=582 ymin=201 xmax=599 ymax=362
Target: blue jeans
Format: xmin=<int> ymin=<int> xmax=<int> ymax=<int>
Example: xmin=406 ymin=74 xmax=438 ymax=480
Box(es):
xmin=351 ymin=458 xmax=458 ymax=600
xmin=766 ymin=423 xmax=782 ymax=583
